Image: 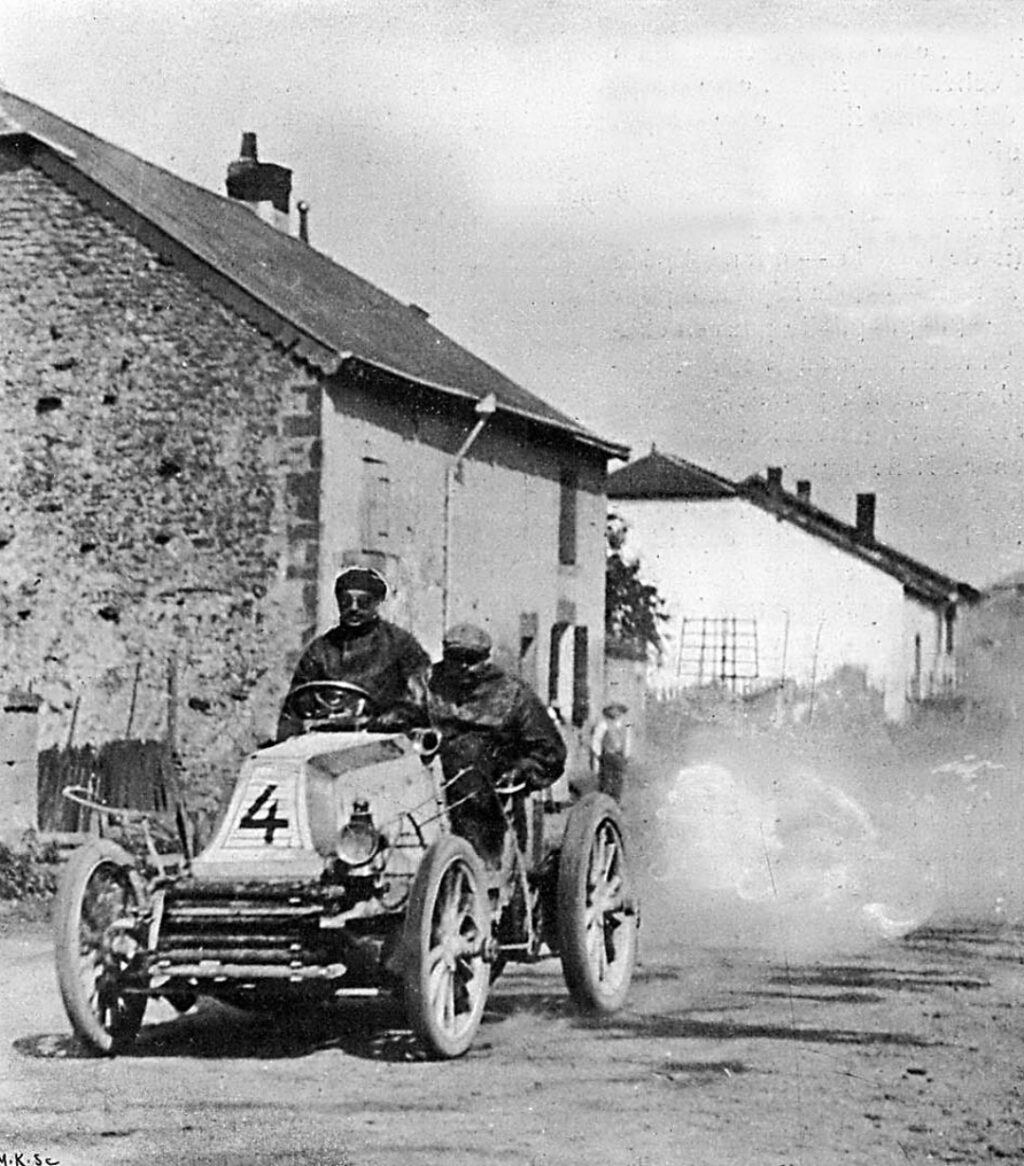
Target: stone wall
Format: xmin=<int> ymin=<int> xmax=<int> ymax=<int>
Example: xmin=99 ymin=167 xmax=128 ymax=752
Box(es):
xmin=0 ymin=147 xmax=321 ymax=812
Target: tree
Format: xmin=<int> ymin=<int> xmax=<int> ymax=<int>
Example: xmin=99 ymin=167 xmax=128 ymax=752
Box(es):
xmin=604 ymin=514 xmax=667 ymax=659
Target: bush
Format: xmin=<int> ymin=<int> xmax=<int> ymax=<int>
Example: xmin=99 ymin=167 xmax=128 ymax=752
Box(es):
xmin=0 ymin=833 xmax=61 ymax=901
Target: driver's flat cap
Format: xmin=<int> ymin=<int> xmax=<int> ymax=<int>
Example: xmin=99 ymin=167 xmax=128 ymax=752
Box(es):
xmin=442 ymin=622 xmax=491 ymax=655
xmin=334 ymin=566 xmax=388 ymax=599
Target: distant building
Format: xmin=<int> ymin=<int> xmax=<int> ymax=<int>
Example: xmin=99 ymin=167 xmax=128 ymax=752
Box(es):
xmin=608 ymin=449 xmax=979 ymax=721
xmin=0 ymin=88 xmax=626 ymax=803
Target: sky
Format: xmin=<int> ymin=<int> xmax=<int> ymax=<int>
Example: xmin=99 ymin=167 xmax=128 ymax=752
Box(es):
xmin=2 ymin=0 xmax=1024 ymax=586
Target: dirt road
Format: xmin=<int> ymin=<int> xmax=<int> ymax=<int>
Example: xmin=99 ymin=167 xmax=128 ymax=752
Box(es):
xmin=3 ymin=908 xmax=1024 ymax=1166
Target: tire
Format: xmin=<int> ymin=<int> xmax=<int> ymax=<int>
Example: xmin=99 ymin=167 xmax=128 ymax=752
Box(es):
xmin=402 ymin=835 xmax=490 ymax=1058
xmin=53 ymin=840 xmax=149 ymax=1055
xmin=557 ymin=793 xmax=639 ymax=1014
xmin=216 ymin=990 xmax=279 ymax=1013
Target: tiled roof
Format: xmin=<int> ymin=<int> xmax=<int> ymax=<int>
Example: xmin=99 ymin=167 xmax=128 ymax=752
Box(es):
xmin=0 ymin=88 xmax=627 ymax=459
xmin=609 ymin=449 xmax=978 ymax=606
xmin=607 ymin=448 xmax=736 ymax=500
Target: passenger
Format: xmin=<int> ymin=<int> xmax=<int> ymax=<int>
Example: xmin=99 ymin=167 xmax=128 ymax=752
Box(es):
xmin=426 ymin=623 xmax=567 ymax=867
xmin=276 ymin=566 xmax=430 ymax=740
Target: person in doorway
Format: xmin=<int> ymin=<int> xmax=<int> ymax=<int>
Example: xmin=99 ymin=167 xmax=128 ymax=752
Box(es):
xmin=276 ymin=566 xmax=430 ymax=740
xmin=425 ymin=622 xmax=567 ymax=867
xmin=590 ymin=702 xmax=632 ymax=802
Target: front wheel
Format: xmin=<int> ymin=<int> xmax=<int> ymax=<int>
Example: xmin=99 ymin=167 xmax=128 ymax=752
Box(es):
xmin=53 ymin=840 xmax=149 ymax=1054
xmin=402 ymin=835 xmax=490 ymax=1058
xmin=557 ymin=793 xmax=639 ymax=1013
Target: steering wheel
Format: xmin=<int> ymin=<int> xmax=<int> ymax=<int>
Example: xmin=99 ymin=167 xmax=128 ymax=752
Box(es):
xmin=282 ymin=680 xmax=379 ymax=730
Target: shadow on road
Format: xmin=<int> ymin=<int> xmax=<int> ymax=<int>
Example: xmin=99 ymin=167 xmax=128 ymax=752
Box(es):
xmin=577 ymin=1010 xmax=937 ymax=1047
xmin=13 ymin=979 xmax=582 ymax=1065
xmin=770 ymin=963 xmax=990 ymax=992
xmin=15 ymin=997 xmax=430 ymax=1063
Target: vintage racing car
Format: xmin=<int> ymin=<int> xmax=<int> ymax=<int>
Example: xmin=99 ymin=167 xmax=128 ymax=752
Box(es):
xmin=53 ymin=681 xmax=640 ymax=1058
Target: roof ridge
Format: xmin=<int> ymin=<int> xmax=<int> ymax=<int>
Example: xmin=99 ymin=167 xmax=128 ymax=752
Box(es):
xmin=738 ymin=477 xmax=977 ymax=598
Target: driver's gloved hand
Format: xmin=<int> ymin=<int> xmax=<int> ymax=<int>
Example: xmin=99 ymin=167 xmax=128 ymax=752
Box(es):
xmin=519 ymin=762 xmax=549 ymax=792
xmin=495 ymin=762 xmax=543 ymax=794
xmin=494 ymin=770 xmax=525 ymax=795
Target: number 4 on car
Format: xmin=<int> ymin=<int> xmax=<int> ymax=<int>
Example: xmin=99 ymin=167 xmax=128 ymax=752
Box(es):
xmin=238 ymin=785 xmax=290 ymax=844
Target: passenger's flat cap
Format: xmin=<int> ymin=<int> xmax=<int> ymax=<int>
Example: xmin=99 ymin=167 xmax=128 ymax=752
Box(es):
xmin=442 ymin=623 xmax=492 ymax=655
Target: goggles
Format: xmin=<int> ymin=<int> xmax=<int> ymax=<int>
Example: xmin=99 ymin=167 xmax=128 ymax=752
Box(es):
xmin=339 ymin=590 xmax=378 ymax=614
xmin=443 ymin=647 xmax=488 ymax=665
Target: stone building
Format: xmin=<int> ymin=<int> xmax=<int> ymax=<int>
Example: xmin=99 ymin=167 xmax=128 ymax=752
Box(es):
xmin=0 ymin=89 xmax=626 ymax=817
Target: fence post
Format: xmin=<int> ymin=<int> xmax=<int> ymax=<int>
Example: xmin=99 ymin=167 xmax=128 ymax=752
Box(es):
xmin=0 ymin=690 xmax=43 ymax=845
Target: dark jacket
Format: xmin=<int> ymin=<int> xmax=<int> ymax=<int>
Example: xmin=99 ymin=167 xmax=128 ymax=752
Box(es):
xmin=426 ymin=660 xmax=566 ymax=791
xmin=277 ymin=619 xmax=430 ymax=739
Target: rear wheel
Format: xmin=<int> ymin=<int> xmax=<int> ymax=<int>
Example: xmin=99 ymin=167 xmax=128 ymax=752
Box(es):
xmin=54 ymin=840 xmax=148 ymax=1054
xmin=557 ymin=793 xmax=638 ymax=1013
xmin=403 ymin=835 xmax=490 ymax=1058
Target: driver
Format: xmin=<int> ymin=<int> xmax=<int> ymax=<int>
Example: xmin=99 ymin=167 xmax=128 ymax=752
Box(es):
xmin=425 ymin=623 xmax=567 ymax=868
xmin=276 ymin=566 xmax=431 ymax=740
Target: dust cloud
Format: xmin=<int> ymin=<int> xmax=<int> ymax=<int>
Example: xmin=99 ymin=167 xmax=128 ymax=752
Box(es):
xmin=627 ymin=711 xmax=1024 ymax=963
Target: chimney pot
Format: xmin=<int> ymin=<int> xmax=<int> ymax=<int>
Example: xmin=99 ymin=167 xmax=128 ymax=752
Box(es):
xmin=297 ymin=200 xmax=310 ymax=244
xmin=856 ymin=493 xmax=876 ymax=541
xmin=766 ymin=466 xmax=783 ymax=491
xmin=796 ymin=479 xmax=811 ymax=502
xmin=226 ymin=132 xmax=292 ymax=228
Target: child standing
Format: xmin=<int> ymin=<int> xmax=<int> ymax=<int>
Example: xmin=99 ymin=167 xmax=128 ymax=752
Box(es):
xmin=590 ymin=702 xmax=631 ymax=802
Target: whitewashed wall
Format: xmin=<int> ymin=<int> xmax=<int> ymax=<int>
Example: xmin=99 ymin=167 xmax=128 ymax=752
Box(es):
xmin=615 ymin=497 xmax=915 ymax=719
xmin=903 ymin=596 xmax=952 ymax=702
xmin=317 ymin=378 xmax=608 ymax=748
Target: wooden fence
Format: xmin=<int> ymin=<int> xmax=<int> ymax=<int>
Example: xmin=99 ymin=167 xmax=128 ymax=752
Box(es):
xmin=37 ymin=739 xmax=174 ymax=833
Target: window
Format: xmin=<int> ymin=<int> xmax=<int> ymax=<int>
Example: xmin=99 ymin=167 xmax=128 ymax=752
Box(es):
xmin=519 ymin=611 xmax=539 ymax=689
xmin=360 ymin=456 xmax=391 ymax=552
xmin=548 ymin=624 xmax=573 ymax=704
xmin=558 ymin=468 xmax=578 ymax=566
xmin=571 ymin=625 xmax=589 ymax=727
xmin=547 ymin=620 xmax=589 ymax=726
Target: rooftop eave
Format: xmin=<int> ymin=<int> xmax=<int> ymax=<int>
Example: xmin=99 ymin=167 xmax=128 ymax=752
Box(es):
xmin=0 ymin=122 xmax=76 ymax=161
xmin=336 ymin=354 xmax=630 ymax=459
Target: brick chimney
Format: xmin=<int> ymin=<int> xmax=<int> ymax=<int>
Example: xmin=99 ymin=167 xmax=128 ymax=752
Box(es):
xmin=226 ymin=132 xmax=292 ymax=233
xmin=796 ymin=479 xmax=811 ymax=503
xmin=766 ymin=466 xmax=783 ymax=492
xmin=855 ymin=493 xmax=876 ymax=541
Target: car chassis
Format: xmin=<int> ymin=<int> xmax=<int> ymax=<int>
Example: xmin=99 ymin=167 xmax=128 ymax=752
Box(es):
xmin=54 ymin=681 xmax=640 ymax=1058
